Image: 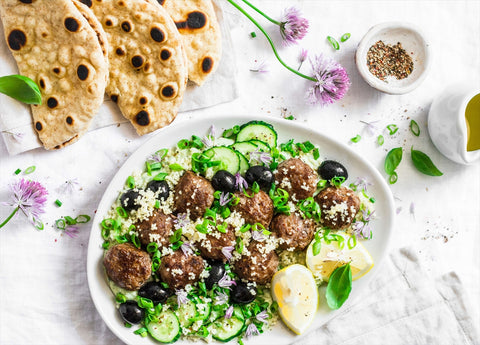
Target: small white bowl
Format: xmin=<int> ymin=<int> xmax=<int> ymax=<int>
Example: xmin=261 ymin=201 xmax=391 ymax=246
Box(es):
xmin=355 ymin=22 xmax=431 ymax=94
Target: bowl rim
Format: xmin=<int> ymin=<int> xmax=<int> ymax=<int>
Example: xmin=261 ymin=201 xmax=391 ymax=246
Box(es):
xmin=355 ymin=21 xmax=431 ymax=95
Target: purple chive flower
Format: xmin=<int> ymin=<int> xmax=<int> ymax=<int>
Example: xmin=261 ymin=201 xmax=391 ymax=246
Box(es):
xmin=250 ymin=60 xmax=269 ymax=73
xmin=396 ymin=207 xmax=402 ymax=214
xmin=174 ymin=213 xmax=189 ymax=230
xmin=246 ymin=323 xmax=260 ymax=339
xmin=219 ymin=192 xmax=232 ymax=207
xmin=202 ymin=125 xmax=216 ymax=148
xmin=298 ymin=48 xmax=308 ymax=70
xmin=181 ymin=241 xmax=194 ymax=256
xmin=252 ymin=230 xmax=267 ymax=242
xmin=280 ymin=7 xmax=309 ymax=46
xmin=214 ymin=292 xmax=229 ymax=306
xmin=235 ymin=173 xmax=248 ymax=191
xmin=59 ymin=178 xmax=80 ymax=194
xmin=224 ymin=305 xmax=234 ymax=319
xmin=218 ymin=272 xmax=236 ymax=289
xmin=221 ymin=246 xmax=234 ymax=261
xmin=249 ymin=149 xmax=272 ymax=165
xmin=353 ymin=177 xmax=372 ymax=192
xmin=64 ymin=225 xmax=80 ymax=238
xmin=306 ymin=54 xmax=350 ymax=107
xmin=256 ymin=310 xmax=268 ymax=323
xmin=360 ymin=120 xmax=380 ymax=136
xmin=353 ymin=210 xmax=375 ymax=239
xmin=1 ymin=179 xmax=48 ymax=229
xmin=176 ymin=289 xmax=188 ymax=306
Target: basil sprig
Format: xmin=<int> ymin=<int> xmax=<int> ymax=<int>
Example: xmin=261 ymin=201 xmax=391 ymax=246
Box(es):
xmin=411 ymin=147 xmax=443 ymax=176
xmin=384 ymin=147 xmax=403 ymax=184
xmin=0 ymin=75 xmax=42 ymax=104
xmin=326 ymin=263 xmax=352 ymax=309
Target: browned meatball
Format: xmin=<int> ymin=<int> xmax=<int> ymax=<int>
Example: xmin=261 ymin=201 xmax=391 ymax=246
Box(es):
xmin=231 ymin=189 xmax=273 ymax=228
xmin=197 ymin=224 xmax=236 ymax=262
xmin=315 ymin=186 xmax=360 ymax=229
xmin=275 ymin=158 xmax=317 ymax=201
xmin=135 ymin=210 xmax=175 ymax=249
xmin=174 ymin=171 xmax=214 ymax=220
xmin=103 ymin=243 xmax=152 ymax=291
xmin=233 ymin=242 xmax=279 ymax=284
xmin=271 ymin=212 xmax=315 ymax=251
xmin=159 ymin=250 xmax=205 ymax=290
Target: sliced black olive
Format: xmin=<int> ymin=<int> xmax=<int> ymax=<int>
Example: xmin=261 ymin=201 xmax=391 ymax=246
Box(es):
xmin=119 ymin=189 xmax=141 ymax=212
xmin=318 ymin=160 xmax=348 ymax=181
xmin=230 ymin=281 xmax=256 ymax=304
xmin=245 ymin=165 xmax=274 ymax=189
xmin=138 ymin=282 xmax=170 ymax=304
xmin=119 ymin=300 xmax=144 ymax=324
xmin=205 ymin=261 xmax=226 ymax=290
xmin=211 ymin=170 xmax=236 ymax=193
xmin=146 ymin=180 xmax=170 ymax=200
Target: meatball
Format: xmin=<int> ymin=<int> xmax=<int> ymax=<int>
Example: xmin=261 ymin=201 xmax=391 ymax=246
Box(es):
xmin=103 ymin=243 xmax=152 ymax=291
xmin=159 ymin=250 xmax=205 ymax=290
xmin=231 ymin=189 xmax=273 ymax=228
xmin=233 ymin=242 xmax=279 ymax=285
xmin=275 ymin=158 xmax=317 ymax=201
xmin=315 ymin=186 xmax=360 ymax=229
xmin=173 ymin=171 xmax=214 ymax=220
xmin=197 ymin=224 xmax=236 ymax=262
xmin=271 ymin=212 xmax=315 ymax=251
xmin=135 ymin=210 xmax=175 ymax=249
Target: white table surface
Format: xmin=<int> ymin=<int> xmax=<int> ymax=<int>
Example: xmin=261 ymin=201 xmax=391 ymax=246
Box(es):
xmin=0 ymin=1 xmax=479 ymax=344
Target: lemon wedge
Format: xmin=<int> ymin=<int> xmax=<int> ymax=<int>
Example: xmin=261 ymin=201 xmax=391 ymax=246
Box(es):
xmin=271 ymin=264 xmax=318 ymax=335
xmin=306 ymin=231 xmax=374 ymax=282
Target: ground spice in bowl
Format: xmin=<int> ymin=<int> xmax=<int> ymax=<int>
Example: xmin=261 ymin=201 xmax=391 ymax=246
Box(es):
xmin=366 ymin=40 xmax=414 ymax=81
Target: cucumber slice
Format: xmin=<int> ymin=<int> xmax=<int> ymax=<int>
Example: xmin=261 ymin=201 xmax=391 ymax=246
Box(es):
xmin=230 ymin=141 xmax=258 ymax=158
xmin=146 ymin=309 xmax=181 ymax=343
xmin=175 ymin=299 xmax=197 ymax=328
xmin=236 ymin=151 xmax=250 ymax=175
xmin=211 ymin=316 xmax=245 ymax=342
xmin=250 ymin=139 xmax=270 ymax=152
xmin=204 ymin=146 xmax=240 ymax=175
xmin=237 ymin=121 xmax=278 ymax=148
xmin=195 ymin=299 xmax=212 ymax=321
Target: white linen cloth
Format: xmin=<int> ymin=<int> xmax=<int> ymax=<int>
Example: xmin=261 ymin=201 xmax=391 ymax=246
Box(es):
xmin=0 ymin=0 xmax=238 ymax=155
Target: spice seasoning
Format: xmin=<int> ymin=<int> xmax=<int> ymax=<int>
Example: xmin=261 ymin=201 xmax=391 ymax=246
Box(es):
xmin=366 ymin=40 xmax=414 ymax=81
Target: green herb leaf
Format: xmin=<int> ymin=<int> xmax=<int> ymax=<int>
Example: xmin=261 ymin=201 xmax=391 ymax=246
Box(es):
xmin=325 ymin=263 xmax=352 ymax=309
xmin=384 ymin=147 xmax=403 ymax=175
xmin=350 ymin=134 xmax=361 ymax=143
xmin=0 ymin=75 xmax=42 ymax=104
xmin=327 ymin=36 xmax=340 ymax=50
xmin=411 ymin=147 xmax=443 ymax=176
xmin=409 ymin=120 xmax=420 ymax=136
xmin=340 ymin=33 xmax=351 ymax=42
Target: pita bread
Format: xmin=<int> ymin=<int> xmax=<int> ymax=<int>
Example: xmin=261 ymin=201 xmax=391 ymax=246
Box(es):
xmin=0 ymin=0 xmax=108 ymax=150
xmin=150 ymin=0 xmax=222 ymax=86
xmin=84 ymin=0 xmax=188 ymax=136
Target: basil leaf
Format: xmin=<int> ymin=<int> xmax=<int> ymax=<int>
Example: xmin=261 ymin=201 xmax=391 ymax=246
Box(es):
xmin=0 ymin=75 xmax=42 ymax=104
xmin=384 ymin=147 xmax=403 ymax=175
xmin=411 ymin=148 xmax=443 ymax=176
xmin=326 ymin=263 xmax=352 ymax=310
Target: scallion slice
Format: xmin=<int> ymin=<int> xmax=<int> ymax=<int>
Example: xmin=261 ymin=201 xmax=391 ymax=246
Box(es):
xmin=386 ymin=124 xmax=399 ymax=135
xmin=55 ymin=199 xmax=62 ymax=207
xmin=14 ymin=168 xmax=21 ymax=175
xmin=327 ymin=36 xmax=340 ymax=50
xmin=410 ymin=120 xmax=420 ymax=136
xmin=24 ymin=165 xmax=36 ymax=174
xmin=340 ymin=33 xmax=351 ymax=42
xmin=126 ymin=176 xmax=135 ymax=188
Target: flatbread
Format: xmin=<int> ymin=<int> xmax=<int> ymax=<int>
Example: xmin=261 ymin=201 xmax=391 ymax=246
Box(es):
xmin=0 ymin=0 xmax=108 ymax=150
xmin=149 ymin=0 xmax=222 ymax=86
xmin=83 ymin=0 xmax=188 ymax=136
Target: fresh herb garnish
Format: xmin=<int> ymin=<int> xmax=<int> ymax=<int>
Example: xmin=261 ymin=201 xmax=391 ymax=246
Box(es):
xmin=409 ymin=120 xmax=420 ymax=136
xmin=377 ymin=135 xmax=384 ymax=146
xmin=24 ymin=165 xmax=36 ymax=174
xmin=0 ymin=75 xmax=42 ymax=104
xmin=350 ymin=134 xmax=361 ymax=143
xmin=411 ymin=147 xmax=443 ymax=176
xmin=386 ymin=124 xmax=399 ymax=135
xmin=312 ymin=231 xmax=322 ymax=256
xmin=340 ymin=33 xmax=351 ymax=42
xmin=55 ymin=199 xmax=62 ymax=207
xmin=327 ymin=36 xmax=340 ymax=50
xmin=384 ymin=147 xmax=402 ymax=184
xmin=126 ymin=176 xmax=135 ymax=188
xmin=325 ymin=263 xmax=352 ymax=309
xmin=250 ymin=31 xmax=256 ymax=38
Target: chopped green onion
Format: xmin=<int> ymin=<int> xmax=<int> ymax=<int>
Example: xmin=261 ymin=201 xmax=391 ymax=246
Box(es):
xmin=145 ymin=161 xmax=152 ymax=176
xmin=347 ymin=234 xmax=357 ymax=249
xmin=236 ymin=237 xmax=244 ymax=254
xmin=124 ymin=322 xmax=132 ymax=328
xmin=240 ymin=224 xmax=251 ymax=233
xmin=102 ymin=241 xmax=110 ymax=250
xmin=340 ymin=33 xmax=351 ymax=42
xmin=169 ymin=228 xmax=182 ymax=243
xmin=14 ymin=168 xmax=21 ymax=175
xmin=251 ymin=181 xmax=260 ymax=194
xmin=55 ymin=218 xmax=66 ymax=230
xmin=331 ymin=176 xmax=345 ymax=187
xmin=317 ymin=179 xmax=327 ymax=189
xmin=313 ymin=148 xmax=320 ymax=160
xmin=377 ymin=135 xmax=384 ymax=146
xmin=116 ymin=206 xmax=128 ymax=219
xmin=327 ymin=36 xmax=340 ymax=50
xmin=153 ymin=172 xmax=168 ymax=181
xmin=177 ymin=139 xmax=191 ymax=149
xmin=131 ymin=233 xmax=141 ymax=249
xmin=350 ymin=134 xmax=361 ymax=143
xmin=388 ymin=172 xmax=398 ymax=184
xmin=169 ymin=163 xmax=184 ymax=171
xmin=250 ymin=31 xmax=256 ymax=38
xmin=126 ymin=176 xmax=135 ymax=188
xmin=116 ymin=293 xmax=127 ymax=304
xmin=386 ymin=124 xmax=399 ymax=135
xmin=24 ymin=165 xmax=36 ymax=174
xmin=150 ymin=162 xmax=162 ymax=170
xmin=190 ymin=135 xmax=204 ymax=149
xmin=410 ymin=120 xmax=420 ymax=136
xmin=133 ymin=327 xmax=148 ymax=336
xmin=55 ymin=199 xmax=62 ymax=207
xmin=65 ymin=216 xmax=76 ymax=225
xmin=284 ymin=115 xmax=295 ymax=120
xmin=154 ymin=200 xmax=160 ymax=209
xmin=147 ymin=242 xmax=159 ymax=253
xmin=75 ymin=215 xmax=90 ymax=223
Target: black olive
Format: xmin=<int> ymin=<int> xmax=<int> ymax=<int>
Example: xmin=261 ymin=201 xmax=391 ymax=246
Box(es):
xmin=138 ymin=281 xmax=170 ymax=304
xmin=119 ymin=300 xmax=144 ymax=324
xmin=119 ymin=190 xmax=141 ymax=212
xmin=245 ymin=165 xmax=274 ymax=189
xmin=211 ymin=170 xmax=236 ymax=193
xmin=318 ymin=160 xmax=348 ymax=181
xmin=146 ymin=180 xmax=170 ymax=200
xmin=205 ymin=261 xmax=226 ymax=290
xmin=230 ymin=281 xmax=257 ymax=304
